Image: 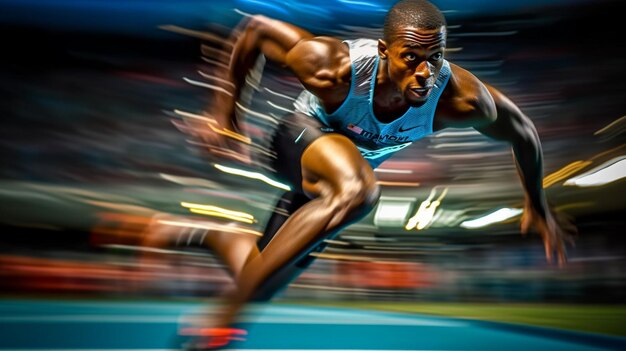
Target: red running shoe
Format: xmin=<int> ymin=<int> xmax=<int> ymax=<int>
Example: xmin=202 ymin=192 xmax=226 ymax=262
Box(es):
xmin=180 ymin=327 xmax=247 ymax=350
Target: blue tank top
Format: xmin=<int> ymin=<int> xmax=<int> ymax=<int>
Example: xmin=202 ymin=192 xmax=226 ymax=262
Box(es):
xmin=294 ymin=38 xmax=451 ymax=169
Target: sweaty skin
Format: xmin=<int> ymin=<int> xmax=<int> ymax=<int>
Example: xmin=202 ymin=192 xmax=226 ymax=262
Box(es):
xmin=184 ymin=13 xmax=574 ymax=336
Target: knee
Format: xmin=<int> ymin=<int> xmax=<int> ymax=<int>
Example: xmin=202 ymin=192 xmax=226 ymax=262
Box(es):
xmin=332 ymin=178 xmax=380 ymax=222
xmin=354 ymin=180 xmax=381 ymax=213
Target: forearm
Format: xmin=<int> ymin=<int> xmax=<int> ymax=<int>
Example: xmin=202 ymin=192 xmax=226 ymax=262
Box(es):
xmin=511 ymin=124 xmax=549 ymax=217
xmin=477 ymin=84 xmax=550 ymax=216
xmin=512 ymin=118 xmax=574 ymax=266
xmin=209 ymin=17 xmax=264 ymax=129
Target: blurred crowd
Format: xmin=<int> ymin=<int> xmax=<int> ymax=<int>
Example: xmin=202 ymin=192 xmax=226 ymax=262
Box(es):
xmin=0 ymin=0 xmax=624 ymax=304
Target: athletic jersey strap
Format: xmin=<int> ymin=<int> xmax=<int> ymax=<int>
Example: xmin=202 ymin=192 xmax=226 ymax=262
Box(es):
xmin=294 ymin=38 xmax=451 ymax=168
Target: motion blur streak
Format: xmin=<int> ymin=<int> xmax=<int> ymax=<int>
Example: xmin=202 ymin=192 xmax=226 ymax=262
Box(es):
xmin=159 ymin=173 xmax=221 ymax=188
xmin=198 ymin=70 xmax=236 ymax=88
xmin=594 ymin=115 xmax=625 ymax=138
xmin=460 ymin=208 xmax=523 ymax=229
xmin=183 ymin=77 xmax=233 ymax=96
xmin=374 ymin=168 xmax=413 ymax=174
xmin=405 ymin=187 xmax=448 ymax=230
xmin=158 ymin=25 xmax=233 ymax=47
xmin=181 ymin=202 xmax=254 ymax=221
xmin=309 ymin=252 xmax=377 ymax=262
xmin=235 ymin=101 xmax=279 ymax=125
xmin=544 ymin=143 xmax=626 ymax=187
xmin=182 ymin=202 xmax=256 ymax=224
xmin=564 ymin=156 xmax=626 ymax=187
xmin=0 ymin=0 xmax=625 ymax=340
xmin=266 ymin=100 xmax=295 ymax=114
xmin=158 ymin=220 xmax=262 ymax=237
xmin=376 ymin=181 xmax=420 ymax=187
xmin=214 ymin=164 xmax=291 ymax=191
xmin=173 ymin=109 xmax=252 ymax=144
xmin=543 ymin=160 xmax=593 ymax=188
xmin=264 ymin=87 xmax=296 ymax=101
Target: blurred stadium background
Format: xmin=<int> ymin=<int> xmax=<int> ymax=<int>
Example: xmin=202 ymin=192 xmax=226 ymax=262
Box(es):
xmin=0 ymin=0 xmax=624 ymax=337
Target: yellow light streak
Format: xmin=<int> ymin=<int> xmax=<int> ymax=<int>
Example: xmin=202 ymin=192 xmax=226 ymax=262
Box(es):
xmin=405 ymin=187 xmax=448 ymax=230
xmin=188 ymin=209 xmax=254 ymax=224
xmin=173 ymin=109 xmax=251 ymax=144
xmin=214 ymin=164 xmax=291 ymax=191
xmin=157 ymin=219 xmax=262 ymax=237
xmin=543 ymin=160 xmax=592 ymax=188
xmin=181 ymin=202 xmax=255 ymax=223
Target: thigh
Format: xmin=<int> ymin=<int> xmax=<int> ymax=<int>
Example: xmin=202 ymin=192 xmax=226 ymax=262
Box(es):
xmin=300 ymin=133 xmax=377 ymax=199
xmin=271 ymin=113 xmax=376 ymax=196
xmin=260 ymin=113 xmax=330 ymax=250
xmin=270 ymin=112 xmax=335 ymax=193
xmin=257 ymin=191 xmax=310 ymax=251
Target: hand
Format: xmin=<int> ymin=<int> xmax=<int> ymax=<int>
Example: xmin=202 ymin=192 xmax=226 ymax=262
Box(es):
xmin=173 ymin=110 xmax=252 ymax=165
xmin=520 ymin=204 xmax=577 ymax=266
xmin=202 ymin=114 xmax=253 ymax=165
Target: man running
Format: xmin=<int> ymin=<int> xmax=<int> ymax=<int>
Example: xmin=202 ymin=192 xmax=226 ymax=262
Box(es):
xmin=177 ymin=0 xmax=575 ymax=348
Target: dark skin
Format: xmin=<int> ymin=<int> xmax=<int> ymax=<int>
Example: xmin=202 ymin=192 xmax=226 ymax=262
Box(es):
xmin=184 ymin=14 xmax=574 ymax=337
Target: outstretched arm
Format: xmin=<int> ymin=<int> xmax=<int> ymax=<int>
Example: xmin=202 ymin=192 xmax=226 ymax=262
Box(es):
xmin=476 ymin=86 xmax=547 ymax=215
xmin=474 ymin=85 xmax=575 ymax=265
xmin=209 ymin=15 xmax=315 ymax=130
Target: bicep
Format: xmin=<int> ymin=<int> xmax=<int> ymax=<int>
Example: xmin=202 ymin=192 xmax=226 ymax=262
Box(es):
xmin=245 ymin=17 xmax=348 ymax=103
xmin=246 ymin=17 xmax=345 ymax=89
xmin=475 ymin=85 xmax=537 ymax=144
xmin=285 ymin=37 xmax=349 ymax=92
xmin=247 ymin=15 xmax=315 ymax=64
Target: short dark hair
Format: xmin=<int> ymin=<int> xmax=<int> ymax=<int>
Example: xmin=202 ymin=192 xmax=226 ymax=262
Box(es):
xmin=383 ymin=0 xmax=447 ymax=42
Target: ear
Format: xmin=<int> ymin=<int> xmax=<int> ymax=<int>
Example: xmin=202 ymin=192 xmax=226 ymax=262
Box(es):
xmin=378 ymin=39 xmax=389 ymax=60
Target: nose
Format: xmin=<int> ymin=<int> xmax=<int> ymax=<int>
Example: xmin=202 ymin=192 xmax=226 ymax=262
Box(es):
xmin=414 ymin=61 xmax=432 ymax=80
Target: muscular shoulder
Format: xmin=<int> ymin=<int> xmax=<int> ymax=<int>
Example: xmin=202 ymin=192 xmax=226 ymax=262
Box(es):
xmin=436 ymin=63 xmax=497 ymax=128
xmin=285 ymin=37 xmax=352 ymax=95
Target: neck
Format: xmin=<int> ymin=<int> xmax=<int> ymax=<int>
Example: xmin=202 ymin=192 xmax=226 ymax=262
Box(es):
xmin=373 ymin=58 xmax=409 ymax=121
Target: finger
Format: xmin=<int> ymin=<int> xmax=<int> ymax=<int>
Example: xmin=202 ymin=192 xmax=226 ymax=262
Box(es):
xmin=557 ymin=240 xmax=567 ymax=267
xmin=544 ymin=238 xmax=553 ymax=264
xmin=556 ymin=212 xmax=578 ymax=237
xmin=562 ymin=221 xmax=578 ymax=235
xmin=562 ymin=231 xmax=576 ymax=247
xmin=566 ymin=233 xmax=576 ymax=247
xmin=520 ymin=219 xmax=530 ymax=236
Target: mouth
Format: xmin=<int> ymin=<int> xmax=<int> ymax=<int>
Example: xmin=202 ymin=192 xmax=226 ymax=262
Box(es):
xmin=409 ymin=86 xmax=433 ymax=98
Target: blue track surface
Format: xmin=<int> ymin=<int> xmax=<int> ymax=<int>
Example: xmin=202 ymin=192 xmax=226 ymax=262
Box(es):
xmin=0 ymin=299 xmax=624 ymax=351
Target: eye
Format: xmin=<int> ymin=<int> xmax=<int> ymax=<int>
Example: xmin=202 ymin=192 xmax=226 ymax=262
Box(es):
xmin=404 ymin=53 xmax=417 ymax=62
xmin=430 ymin=52 xmax=443 ymax=62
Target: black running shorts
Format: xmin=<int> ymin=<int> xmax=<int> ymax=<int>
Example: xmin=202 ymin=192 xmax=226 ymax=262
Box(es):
xmin=269 ymin=113 xmax=336 ymax=192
